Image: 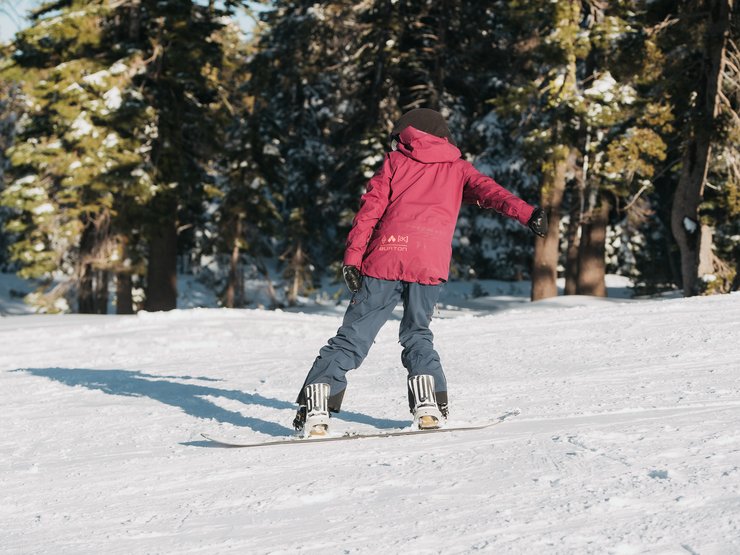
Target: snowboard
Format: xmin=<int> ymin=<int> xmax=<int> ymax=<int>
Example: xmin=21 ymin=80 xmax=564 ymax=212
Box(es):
xmin=201 ymin=409 xmax=520 ymax=448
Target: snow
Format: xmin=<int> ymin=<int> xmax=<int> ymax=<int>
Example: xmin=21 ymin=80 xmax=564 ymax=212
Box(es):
xmin=684 ymin=217 xmax=699 ymax=234
xmin=12 ymin=175 xmax=36 ymax=187
xmin=63 ymin=82 xmax=85 ymax=95
xmin=0 ymin=273 xmax=35 ymax=316
xmin=1 ymin=274 xmax=739 ymax=553
xmin=109 ymin=61 xmax=128 ymax=76
xmin=69 ymin=113 xmax=94 ymax=140
xmin=103 ymin=132 xmax=119 ymax=148
xmin=32 ymin=202 xmax=54 ymax=215
xmin=585 ymin=72 xmax=618 ymax=102
xmin=103 ymin=87 xmax=123 ymax=111
xmin=82 ymin=70 xmax=110 ymax=87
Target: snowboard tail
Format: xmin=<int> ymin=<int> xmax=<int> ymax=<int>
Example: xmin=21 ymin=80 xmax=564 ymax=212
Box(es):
xmin=201 ymin=409 xmax=520 ymax=448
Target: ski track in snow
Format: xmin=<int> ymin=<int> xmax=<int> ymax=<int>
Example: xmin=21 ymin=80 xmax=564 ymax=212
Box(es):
xmin=1 ymin=293 xmax=739 ymax=554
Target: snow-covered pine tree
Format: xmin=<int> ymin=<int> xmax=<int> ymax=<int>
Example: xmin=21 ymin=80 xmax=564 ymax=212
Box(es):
xmin=669 ymin=0 xmax=735 ymax=296
xmin=565 ymin=2 xmax=673 ymax=297
xmin=1 ymin=0 xmax=155 ymax=313
xmin=199 ymin=16 xmax=280 ymax=308
xmin=1 ymin=0 xmax=250 ymax=312
xmin=442 ymin=3 xmax=540 ymax=281
xmin=490 ymin=1 xmax=584 ymax=300
xmin=250 ymin=1 xmax=379 ymax=305
xmin=488 ymin=2 xmax=679 ymax=299
xmin=133 ymin=0 xmax=240 ymax=311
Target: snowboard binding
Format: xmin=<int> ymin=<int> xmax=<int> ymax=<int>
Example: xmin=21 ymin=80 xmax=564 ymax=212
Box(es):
xmin=408 ymin=374 xmax=446 ymax=430
xmin=295 ymin=383 xmax=331 ymax=438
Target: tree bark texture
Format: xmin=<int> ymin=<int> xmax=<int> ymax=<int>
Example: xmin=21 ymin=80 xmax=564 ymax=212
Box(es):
xmin=531 ymin=147 xmax=568 ymax=300
xmin=564 ymin=212 xmax=581 ymax=296
xmin=78 ymin=223 xmax=95 ymax=313
xmin=225 ymin=216 xmax=244 ymax=308
xmin=116 ymin=271 xmax=134 ymax=314
xmin=114 ymin=235 xmax=134 ymax=314
xmin=576 ymin=200 xmax=610 ymax=297
xmin=144 ymin=218 xmax=178 ymax=311
xmin=94 ymin=270 xmax=109 ymax=314
xmin=287 ymin=241 xmax=306 ymax=307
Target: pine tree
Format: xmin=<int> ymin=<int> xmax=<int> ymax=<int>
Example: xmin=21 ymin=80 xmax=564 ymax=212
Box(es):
xmin=629 ymin=0 xmax=738 ymax=295
xmin=132 ymin=0 xmax=239 ymax=311
xmin=200 ymin=17 xmax=279 ymax=308
xmin=489 ymin=1 xmax=679 ymax=299
xmin=1 ymin=0 xmax=252 ymax=312
xmin=1 ymin=0 xmax=155 ymax=313
xmin=250 ymin=1 xmax=374 ymax=305
xmin=667 ymin=0 xmax=736 ymax=295
xmin=0 ymin=78 xmax=21 ymax=272
xmin=570 ymin=2 xmax=673 ymax=297
xmin=490 ymin=1 xmax=584 ymax=300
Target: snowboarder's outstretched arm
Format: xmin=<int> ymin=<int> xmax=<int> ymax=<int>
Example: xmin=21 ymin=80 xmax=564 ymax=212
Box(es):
xmin=461 ymin=163 xmax=536 ymax=227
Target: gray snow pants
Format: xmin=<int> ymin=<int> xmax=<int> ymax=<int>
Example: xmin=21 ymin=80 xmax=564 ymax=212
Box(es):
xmin=297 ymin=276 xmax=446 ymax=412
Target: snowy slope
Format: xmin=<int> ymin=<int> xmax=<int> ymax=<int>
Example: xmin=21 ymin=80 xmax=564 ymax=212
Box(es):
xmin=1 ymin=293 xmax=739 ymax=554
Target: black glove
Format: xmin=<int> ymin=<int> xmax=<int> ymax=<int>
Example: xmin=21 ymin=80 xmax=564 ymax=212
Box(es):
xmin=528 ymin=207 xmax=548 ymax=238
xmin=342 ymin=265 xmax=362 ymax=293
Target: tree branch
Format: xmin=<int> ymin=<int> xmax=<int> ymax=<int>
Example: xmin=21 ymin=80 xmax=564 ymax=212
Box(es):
xmin=623 ymin=182 xmax=652 ymax=212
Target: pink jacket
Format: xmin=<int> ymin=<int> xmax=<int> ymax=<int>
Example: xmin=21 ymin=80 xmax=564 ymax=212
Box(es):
xmin=343 ymin=126 xmax=535 ymax=284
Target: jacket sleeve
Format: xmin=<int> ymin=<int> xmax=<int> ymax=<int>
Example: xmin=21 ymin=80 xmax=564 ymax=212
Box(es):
xmin=462 ymin=162 xmax=535 ymax=226
xmin=343 ymin=154 xmax=393 ymax=267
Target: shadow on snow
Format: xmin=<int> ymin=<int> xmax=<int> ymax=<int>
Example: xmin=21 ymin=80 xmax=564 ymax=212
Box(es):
xmin=14 ymin=367 xmax=408 ymax=439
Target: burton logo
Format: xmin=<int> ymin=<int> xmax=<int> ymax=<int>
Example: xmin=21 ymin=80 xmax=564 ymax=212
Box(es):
xmin=380 ymin=232 xmax=409 ymax=252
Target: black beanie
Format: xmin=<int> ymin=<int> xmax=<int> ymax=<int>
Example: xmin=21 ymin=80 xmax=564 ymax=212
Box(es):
xmin=391 ymin=108 xmax=455 ymax=146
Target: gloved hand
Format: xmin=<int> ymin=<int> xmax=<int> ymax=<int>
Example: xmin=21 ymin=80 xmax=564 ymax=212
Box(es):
xmin=342 ymin=265 xmax=362 ymax=293
xmin=528 ymin=207 xmax=548 ymax=238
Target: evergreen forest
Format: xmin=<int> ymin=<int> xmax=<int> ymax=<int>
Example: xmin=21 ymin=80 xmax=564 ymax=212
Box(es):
xmin=0 ymin=0 xmax=738 ymax=313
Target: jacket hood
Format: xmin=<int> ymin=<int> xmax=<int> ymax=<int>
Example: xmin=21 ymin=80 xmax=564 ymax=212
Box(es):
xmin=396 ymin=126 xmax=461 ymax=164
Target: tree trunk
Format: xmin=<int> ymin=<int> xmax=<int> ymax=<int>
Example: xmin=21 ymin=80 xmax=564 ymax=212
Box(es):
xmin=225 ymin=215 xmax=244 ymax=308
xmin=94 ymin=270 xmax=109 ymax=314
xmin=564 ymin=214 xmax=580 ymax=295
xmin=114 ymin=235 xmax=134 ymax=314
xmin=78 ymin=265 xmax=94 ymax=313
xmin=670 ymin=0 xmax=731 ymax=296
xmin=576 ymin=200 xmax=609 ymax=297
xmin=116 ymin=271 xmax=134 ymax=314
xmin=145 ymin=218 xmax=178 ymax=311
xmin=287 ymin=241 xmax=306 ymax=307
xmin=531 ymin=146 xmax=568 ymax=300
xmin=697 ymin=224 xmax=716 ymax=278
xmin=78 ymin=223 xmax=95 ymax=313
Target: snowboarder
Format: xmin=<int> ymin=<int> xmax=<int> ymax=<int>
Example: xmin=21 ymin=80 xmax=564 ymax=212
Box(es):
xmin=293 ymin=108 xmax=548 ymax=437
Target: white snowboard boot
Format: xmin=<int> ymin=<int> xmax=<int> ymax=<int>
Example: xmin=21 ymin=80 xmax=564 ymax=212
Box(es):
xmin=408 ymin=374 xmax=444 ymax=430
xmin=303 ymin=383 xmax=331 ymax=438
